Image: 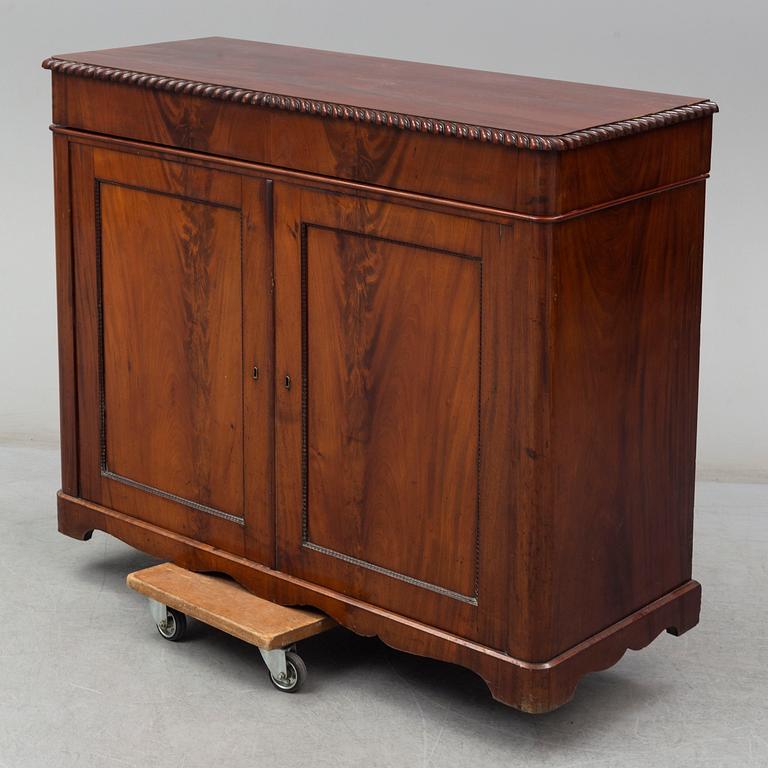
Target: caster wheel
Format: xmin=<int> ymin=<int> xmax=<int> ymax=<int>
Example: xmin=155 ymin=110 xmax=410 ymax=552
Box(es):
xmin=156 ymin=607 xmax=187 ymax=641
xmin=268 ymin=651 xmax=307 ymax=693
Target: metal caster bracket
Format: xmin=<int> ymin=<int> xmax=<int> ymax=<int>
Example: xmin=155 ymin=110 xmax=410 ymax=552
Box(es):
xmin=259 ymin=647 xmax=289 ymax=681
xmin=148 ymin=597 xmax=169 ymax=630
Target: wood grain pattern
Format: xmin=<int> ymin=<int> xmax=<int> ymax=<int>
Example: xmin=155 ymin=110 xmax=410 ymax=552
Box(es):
xmin=100 ymin=182 xmax=244 ymax=520
xmin=50 ymin=76 xmax=713 ymax=216
xmin=48 ymin=39 xmax=714 ymax=712
xmin=274 ymin=184 xmax=505 ymax=641
xmin=52 ymin=134 xmax=78 ymax=495
xmin=69 ymin=144 xmax=272 ymax=554
xmin=304 ymin=225 xmax=481 ymax=599
xmin=542 ymin=181 xmax=706 ymax=658
xmin=242 ymin=177 xmax=276 ymax=567
xmin=57 ymin=134 xmax=709 ymax=701
xmin=42 ymin=37 xmax=717 ymax=149
xmin=127 ymin=562 xmax=334 ymax=649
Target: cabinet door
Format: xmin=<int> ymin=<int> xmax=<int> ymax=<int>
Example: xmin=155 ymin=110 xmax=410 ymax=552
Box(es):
xmin=70 ymin=144 xmax=273 ymax=559
xmin=274 ymin=184 xmax=500 ymax=640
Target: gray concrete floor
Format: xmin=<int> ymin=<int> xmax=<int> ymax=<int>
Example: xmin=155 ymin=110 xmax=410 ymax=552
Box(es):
xmin=1 ymin=444 xmax=766 ymax=768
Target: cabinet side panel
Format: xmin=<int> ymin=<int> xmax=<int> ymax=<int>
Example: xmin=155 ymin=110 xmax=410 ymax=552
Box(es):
xmin=555 ymin=118 xmax=712 ymax=213
xmin=546 ymin=183 xmax=705 ymax=658
xmin=53 ymin=134 xmax=78 ymax=495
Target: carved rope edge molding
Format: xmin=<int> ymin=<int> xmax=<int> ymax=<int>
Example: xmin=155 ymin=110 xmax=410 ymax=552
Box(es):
xmin=42 ymin=57 xmax=719 ymax=152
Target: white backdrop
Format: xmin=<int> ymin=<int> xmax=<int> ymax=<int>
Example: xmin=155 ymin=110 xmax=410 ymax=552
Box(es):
xmin=0 ymin=0 xmax=765 ymax=480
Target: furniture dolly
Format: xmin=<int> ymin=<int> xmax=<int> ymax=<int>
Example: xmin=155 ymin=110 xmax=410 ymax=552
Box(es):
xmin=128 ymin=563 xmax=335 ymax=692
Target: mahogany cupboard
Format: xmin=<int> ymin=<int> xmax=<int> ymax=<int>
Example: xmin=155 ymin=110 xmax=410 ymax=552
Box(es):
xmin=44 ymin=37 xmax=717 ymax=713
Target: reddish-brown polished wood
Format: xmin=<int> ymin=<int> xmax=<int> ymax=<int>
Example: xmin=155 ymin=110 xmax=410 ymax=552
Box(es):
xmin=49 ymin=75 xmax=713 ymax=215
xmin=68 ymin=144 xmax=274 ymax=555
xmin=47 ymin=37 xmax=715 ymax=713
xmin=541 ymin=182 xmax=706 ymax=659
xmin=100 ymin=179 xmax=244 ymax=518
xmin=45 ymin=37 xmax=710 ymax=141
xmin=241 ymin=177 xmax=276 ymax=567
xmin=53 ymin=133 xmax=78 ymax=496
xmin=273 ymin=185 xmax=493 ymax=638
xmin=304 ymin=225 xmax=480 ymax=597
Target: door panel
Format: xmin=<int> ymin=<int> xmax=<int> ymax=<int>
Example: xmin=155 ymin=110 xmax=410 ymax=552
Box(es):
xmin=70 ymin=144 xmax=273 ymax=557
xmin=305 ymin=226 xmax=481 ymax=597
xmin=100 ymin=182 xmax=243 ymax=519
xmin=274 ymin=183 xmax=496 ymax=639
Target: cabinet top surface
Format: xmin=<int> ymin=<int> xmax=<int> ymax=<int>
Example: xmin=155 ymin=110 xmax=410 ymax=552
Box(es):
xmin=44 ymin=36 xmax=716 ymax=151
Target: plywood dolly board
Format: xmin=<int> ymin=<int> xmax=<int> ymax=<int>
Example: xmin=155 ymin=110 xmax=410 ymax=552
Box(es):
xmin=127 ymin=563 xmax=336 ymax=692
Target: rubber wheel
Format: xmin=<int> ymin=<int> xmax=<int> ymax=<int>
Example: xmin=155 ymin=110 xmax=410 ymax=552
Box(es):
xmin=268 ymin=651 xmax=307 ymax=693
xmin=156 ymin=607 xmax=187 ymax=642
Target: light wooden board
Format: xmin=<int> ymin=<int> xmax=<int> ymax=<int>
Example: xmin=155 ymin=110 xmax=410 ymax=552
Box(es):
xmin=127 ymin=563 xmax=335 ymax=650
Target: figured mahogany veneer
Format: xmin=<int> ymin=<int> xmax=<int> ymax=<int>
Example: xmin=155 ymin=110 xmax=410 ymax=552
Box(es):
xmin=42 ymin=36 xmax=717 ymax=149
xmin=46 ymin=37 xmax=716 ymax=712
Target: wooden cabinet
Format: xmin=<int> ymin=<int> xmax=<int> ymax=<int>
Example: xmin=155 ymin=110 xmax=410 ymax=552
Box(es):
xmin=46 ymin=37 xmax=717 ymax=712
